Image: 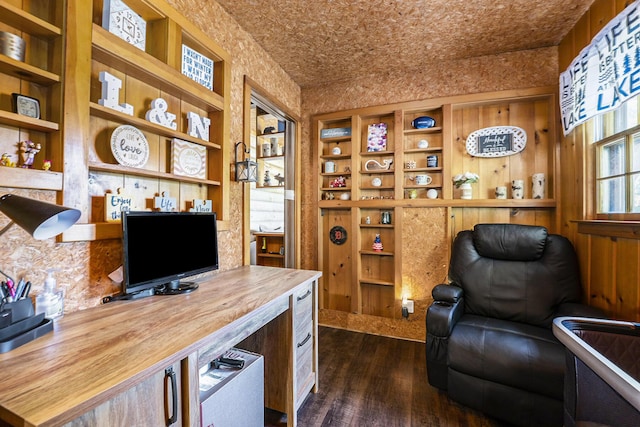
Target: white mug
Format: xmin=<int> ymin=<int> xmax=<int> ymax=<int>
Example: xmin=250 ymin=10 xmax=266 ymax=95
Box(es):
xmin=415 ymin=174 xmax=432 ymax=185
xmin=495 ymin=186 xmax=507 ymax=199
xmin=324 ymin=161 xmax=336 ymax=173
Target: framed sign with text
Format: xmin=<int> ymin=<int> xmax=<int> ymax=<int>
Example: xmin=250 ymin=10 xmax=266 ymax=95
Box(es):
xmin=181 ymin=44 xmax=213 ymax=90
xmin=465 ymin=126 xmax=527 ymax=158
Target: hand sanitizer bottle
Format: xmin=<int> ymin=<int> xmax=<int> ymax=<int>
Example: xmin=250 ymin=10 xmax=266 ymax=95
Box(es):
xmin=36 ymin=269 xmax=64 ymax=321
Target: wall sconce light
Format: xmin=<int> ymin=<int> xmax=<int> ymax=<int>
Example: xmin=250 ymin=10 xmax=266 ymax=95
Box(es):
xmin=234 ymin=141 xmax=258 ymax=183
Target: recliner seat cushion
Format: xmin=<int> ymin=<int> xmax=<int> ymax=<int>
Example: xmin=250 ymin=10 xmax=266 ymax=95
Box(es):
xmin=448 ymin=314 xmax=565 ymax=400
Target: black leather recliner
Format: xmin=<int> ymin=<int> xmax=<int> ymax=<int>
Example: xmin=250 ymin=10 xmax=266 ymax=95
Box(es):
xmin=426 ymin=224 xmax=603 ymax=427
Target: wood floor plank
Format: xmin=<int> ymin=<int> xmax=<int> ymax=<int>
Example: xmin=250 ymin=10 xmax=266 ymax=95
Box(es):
xmin=291 ymin=326 xmax=511 ymax=427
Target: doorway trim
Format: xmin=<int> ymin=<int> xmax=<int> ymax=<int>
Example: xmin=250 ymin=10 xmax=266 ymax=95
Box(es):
xmin=242 ymin=76 xmax=301 ymax=268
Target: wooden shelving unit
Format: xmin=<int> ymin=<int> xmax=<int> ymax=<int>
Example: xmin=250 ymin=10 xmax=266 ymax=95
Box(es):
xmin=57 ymin=0 xmax=232 ymax=240
xmin=255 ymin=232 xmax=285 ymax=267
xmin=0 ymin=0 xmax=64 ymax=191
xmin=315 ymin=87 xmax=558 ymax=319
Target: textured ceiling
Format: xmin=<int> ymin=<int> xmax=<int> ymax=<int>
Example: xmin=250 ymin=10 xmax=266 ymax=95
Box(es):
xmin=214 ymin=0 xmax=596 ymax=88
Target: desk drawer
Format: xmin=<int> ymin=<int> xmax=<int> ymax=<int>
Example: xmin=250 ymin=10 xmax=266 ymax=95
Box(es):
xmin=296 ymin=343 xmax=314 ymax=403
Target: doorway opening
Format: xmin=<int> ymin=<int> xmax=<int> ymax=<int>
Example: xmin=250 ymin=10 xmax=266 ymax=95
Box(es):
xmin=243 ymin=78 xmax=299 ymax=268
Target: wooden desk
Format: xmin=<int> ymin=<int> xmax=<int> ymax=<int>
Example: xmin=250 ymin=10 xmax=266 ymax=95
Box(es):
xmin=0 ymin=266 xmax=321 ymax=427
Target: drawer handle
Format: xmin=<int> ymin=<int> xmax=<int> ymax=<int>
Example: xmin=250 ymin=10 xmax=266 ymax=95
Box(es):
xmin=297 ymin=289 xmax=312 ymax=301
xmin=297 ymin=332 xmax=312 ymax=348
xmin=164 ymin=366 xmax=177 ymax=426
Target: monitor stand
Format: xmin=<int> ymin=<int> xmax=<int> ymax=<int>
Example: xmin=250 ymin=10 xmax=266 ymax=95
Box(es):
xmin=102 ymin=287 xmax=155 ymax=303
xmin=155 ymin=280 xmax=198 ymax=295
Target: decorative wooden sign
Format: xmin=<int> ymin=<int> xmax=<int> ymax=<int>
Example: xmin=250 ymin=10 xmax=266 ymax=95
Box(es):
xmin=465 ymin=126 xmax=526 ymax=157
xmin=181 ymin=44 xmax=213 ymax=90
xmin=320 ymin=127 xmax=351 ymax=139
xmin=189 ymin=199 xmax=212 ymax=212
xmin=102 ymin=0 xmax=146 ymax=51
xmin=105 ymin=188 xmax=133 ymax=222
xmin=172 ymin=138 xmax=206 ymax=179
xmin=110 ymin=124 xmax=149 ymax=168
xmin=98 ymin=71 xmax=134 ymax=115
xmin=145 ymin=98 xmax=177 ymax=130
xmin=478 ymin=133 xmax=512 ymax=153
xmin=154 ymin=191 xmax=177 ymax=212
xmin=187 ymin=111 xmax=211 ymax=140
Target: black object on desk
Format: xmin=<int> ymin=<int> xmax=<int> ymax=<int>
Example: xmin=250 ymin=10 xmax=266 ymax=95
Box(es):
xmin=0 ymin=299 xmax=53 ymax=353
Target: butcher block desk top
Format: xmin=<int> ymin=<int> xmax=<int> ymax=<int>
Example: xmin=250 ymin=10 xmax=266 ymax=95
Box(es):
xmin=0 ymin=266 xmax=321 ymax=427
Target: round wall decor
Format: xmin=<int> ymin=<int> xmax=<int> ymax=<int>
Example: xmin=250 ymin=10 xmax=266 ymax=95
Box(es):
xmin=110 ymin=124 xmax=149 ymax=168
xmin=329 ymin=226 xmax=347 ymax=245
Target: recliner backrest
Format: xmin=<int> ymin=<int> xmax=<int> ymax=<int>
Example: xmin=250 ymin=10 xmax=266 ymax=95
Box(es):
xmin=448 ymin=224 xmax=583 ymax=328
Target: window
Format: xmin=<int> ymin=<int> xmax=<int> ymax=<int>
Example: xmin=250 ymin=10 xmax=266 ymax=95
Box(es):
xmin=593 ymin=97 xmax=640 ymax=218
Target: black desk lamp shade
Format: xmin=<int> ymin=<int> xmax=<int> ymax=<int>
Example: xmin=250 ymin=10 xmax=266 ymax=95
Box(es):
xmin=0 ymin=194 xmax=81 ymax=240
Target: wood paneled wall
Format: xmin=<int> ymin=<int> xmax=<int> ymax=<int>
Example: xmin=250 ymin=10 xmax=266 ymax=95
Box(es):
xmin=559 ymin=0 xmax=640 ymax=321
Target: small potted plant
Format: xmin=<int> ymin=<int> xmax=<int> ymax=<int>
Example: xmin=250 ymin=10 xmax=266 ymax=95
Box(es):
xmin=453 ymin=172 xmax=479 ymax=199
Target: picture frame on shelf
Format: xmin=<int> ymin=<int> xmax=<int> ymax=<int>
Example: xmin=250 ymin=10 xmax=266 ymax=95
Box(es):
xmin=181 ymin=44 xmax=214 ymax=90
xmin=102 ymin=0 xmax=147 ymax=51
xmin=12 ymin=93 xmax=40 ymax=119
xmin=367 ymin=123 xmax=387 ymax=152
xmin=172 ymin=138 xmax=207 ymax=179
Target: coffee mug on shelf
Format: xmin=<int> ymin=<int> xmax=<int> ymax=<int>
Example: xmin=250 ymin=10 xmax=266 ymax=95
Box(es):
xmin=324 ymin=161 xmax=336 ymax=173
xmin=415 ymin=174 xmax=432 ymax=185
xmin=381 ymin=211 xmax=392 ymax=224
xmin=427 ymin=155 xmax=438 ymax=168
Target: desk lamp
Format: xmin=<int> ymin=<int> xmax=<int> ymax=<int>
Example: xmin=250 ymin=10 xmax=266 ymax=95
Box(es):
xmin=0 ymin=194 xmax=81 ymax=282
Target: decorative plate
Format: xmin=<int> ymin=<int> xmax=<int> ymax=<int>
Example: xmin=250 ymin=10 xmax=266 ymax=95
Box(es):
xmin=465 ymin=126 xmax=527 ymax=157
xmin=329 ymin=226 xmax=347 ymax=245
xmin=411 ymin=116 xmax=436 ymax=129
xmin=110 ymin=125 xmax=149 ymax=168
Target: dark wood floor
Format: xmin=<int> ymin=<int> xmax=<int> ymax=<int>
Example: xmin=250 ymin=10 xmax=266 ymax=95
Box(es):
xmin=268 ymin=326 xmax=512 ymax=427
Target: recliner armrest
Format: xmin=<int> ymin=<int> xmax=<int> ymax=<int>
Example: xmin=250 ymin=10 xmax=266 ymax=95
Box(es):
xmin=428 ymin=287 xmax=464 ymax=337
xmin=432 ymin=283 xmax=463 ymax=303
xmin=426 ymin=284 xmax=465 ymax=390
